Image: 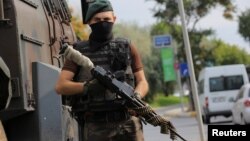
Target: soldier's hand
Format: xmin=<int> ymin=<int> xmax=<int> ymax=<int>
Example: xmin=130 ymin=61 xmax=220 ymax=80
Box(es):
xmin=128 ymin=109 xmax=138 ymax=116
xmin=134 ymin=92 xmax=142 ymax=99
xmin=83 ymin=79 xmax=106 ymax=95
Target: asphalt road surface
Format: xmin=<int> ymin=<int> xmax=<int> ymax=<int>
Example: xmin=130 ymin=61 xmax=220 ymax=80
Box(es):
xmin=143 ymin=106 xmax=233 ymax=141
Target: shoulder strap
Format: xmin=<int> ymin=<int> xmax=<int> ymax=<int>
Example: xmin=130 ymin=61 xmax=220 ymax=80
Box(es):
xmin=113 ymin=37 xmax=131 ymax=47
xmin=73 ymin=41 xmax=89 ymax=51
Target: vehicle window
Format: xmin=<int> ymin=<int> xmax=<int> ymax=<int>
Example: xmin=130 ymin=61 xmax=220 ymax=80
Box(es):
xmin=209 ymin=77 xmax=224 ymax=92
xmin=198 ymin=80 xmax=204 ymax=95
xmin=209 ymin=75 xmax=244 ymax=92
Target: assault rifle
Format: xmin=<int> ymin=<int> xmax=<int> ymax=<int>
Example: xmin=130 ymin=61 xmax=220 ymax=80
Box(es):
xmin=91 ymin=66 xmax=187 ymax=141
xmin=60 ymin=44 xmax=187 ymax=141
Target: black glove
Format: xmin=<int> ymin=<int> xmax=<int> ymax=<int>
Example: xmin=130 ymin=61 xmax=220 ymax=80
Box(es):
xmin=134 ymin=92 xmax=142 ymax=99
xmin=83 ymin=79 xmax=106 ymax=95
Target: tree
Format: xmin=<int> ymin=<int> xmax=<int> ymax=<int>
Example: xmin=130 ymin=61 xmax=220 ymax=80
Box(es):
xmin=69 ymin=7 xmax=90 ymax=40
xmin=113 ymin=23 xmax=162 ymax=101
xmin=71 ymin=16 xmax=90 ymax=40
xmin=238 ymin=9 xmax=250 ymax=45
xmin=113 ymin=23 xmax=152 ymax=56
xmin=149 ymin=0 xmax=236 ymax=74
xmin=149 ymin=0 xmax=236 ymax=110
xmin=151 ymin=0 xmax=235 ymax=27
xmin=150 ymin=22 xmax=180 ymax=96
xmin=212 ymin=39 xmax=250 ymax=65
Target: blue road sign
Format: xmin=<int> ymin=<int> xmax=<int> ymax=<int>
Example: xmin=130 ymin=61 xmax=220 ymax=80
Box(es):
xmin=153 ymin=35 xmax=172 ymax=48
xmin=180 ymin=63 xmax=189 ymax=77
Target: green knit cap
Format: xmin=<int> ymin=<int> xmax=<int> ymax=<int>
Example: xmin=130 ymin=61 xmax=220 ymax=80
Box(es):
xmin=85 ymin=0 xmax=113 ymax=23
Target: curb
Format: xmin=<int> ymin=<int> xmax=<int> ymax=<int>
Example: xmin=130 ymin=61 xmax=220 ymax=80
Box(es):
xmin=163 ymin=108 xmax=196 ymax=118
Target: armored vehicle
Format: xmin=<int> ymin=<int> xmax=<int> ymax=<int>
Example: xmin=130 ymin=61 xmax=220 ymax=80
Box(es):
xmin=0 ymin=0 xmax=87 ymax=140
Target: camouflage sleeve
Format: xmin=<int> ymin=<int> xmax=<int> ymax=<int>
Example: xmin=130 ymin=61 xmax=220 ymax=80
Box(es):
xmin=130 ymin=43 xmax=143 ymax=73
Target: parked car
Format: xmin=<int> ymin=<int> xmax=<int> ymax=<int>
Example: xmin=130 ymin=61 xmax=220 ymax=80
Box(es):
xmin=231 ymin=84 xmax=250 ymax=125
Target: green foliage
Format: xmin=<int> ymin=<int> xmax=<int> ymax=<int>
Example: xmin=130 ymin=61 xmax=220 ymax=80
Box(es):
xmin=70 ymin=7 xmax=90 ymax=40
xmin=112 ymin=1 xmax=250 ymax=106
xmin=152 ymin=0 xmax=235 ymax=24
xmin=149 ymin=0 xmax=237 ymax=77
xmin=69 ymin=2 xmax=250 ymax=106
xmin=142 ymin=50 xmax=163 ymax=101
xmin=149 ymin=21 xmax=250 ymax=99
xmin=149 ymin=94 xmax=188 ymax=108
xmin=113 ymin=23 xmax=151 ymax=56
xmin=113 ymin=22 xmax=175 ymax=101
xmin=212 ymin=39 xmax=250 ymax=65
xmin=113 ymin=23 xmax=162 ymax=101
xmin=71 ymin=16 xmax=90 ymax=40
xmin=238 ymin=9 xmax=250 ymax=43
xmin=151 ymin=20 xmax=216 ymax=78
xmin=188 ymin=30 xmax=215 ymax=75
xmin=148 ymin=22 xmax=181 ymax=97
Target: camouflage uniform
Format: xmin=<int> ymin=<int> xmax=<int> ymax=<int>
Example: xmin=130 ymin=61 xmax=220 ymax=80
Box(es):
xmin=62 ymin=0 xmax=146 ymax=141
xmin=84 ymin=116 xmax=144 ymax=141
xmin=63 ymin=38 xmax=145 ymax=141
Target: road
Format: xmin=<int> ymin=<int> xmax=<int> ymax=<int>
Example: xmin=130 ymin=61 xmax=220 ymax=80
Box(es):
xmin=143 ymin=106 xmax=233 ymax=141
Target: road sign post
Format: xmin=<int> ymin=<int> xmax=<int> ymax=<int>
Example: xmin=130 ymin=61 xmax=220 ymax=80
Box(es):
xmin=153 ymin=34 xmax=176 ymax=82
xmin=161 ymin=48 xmax=176 ymax=82
xmin=153 ymin=35 xmax=172 ymax=48
xmin=180 ymin=63 xmax=189 ymax=77
xmin=177 ymin=0 xmax=206 ymax=141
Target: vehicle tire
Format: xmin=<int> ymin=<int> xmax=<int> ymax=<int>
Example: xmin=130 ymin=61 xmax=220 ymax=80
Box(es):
xmin=245 ymin=120 xmax=250 ymax=125
xmin=232 ymin=115 xmax=239 ymax=125
xmin=241 ymin=114 xmax=246 ymax=125
xmin=202 ymin=115 xmax=205 ymax=123
xmin=203 ymin=114 xmax=210 ymax=124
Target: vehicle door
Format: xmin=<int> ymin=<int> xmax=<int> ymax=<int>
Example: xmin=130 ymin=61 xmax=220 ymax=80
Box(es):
xmin=234 ymin=88 xmax=244 ymax=123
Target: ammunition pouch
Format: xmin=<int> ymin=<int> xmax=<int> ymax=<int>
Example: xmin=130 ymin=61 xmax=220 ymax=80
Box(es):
xmin=64 ymin=37 xmax=135 ymax=115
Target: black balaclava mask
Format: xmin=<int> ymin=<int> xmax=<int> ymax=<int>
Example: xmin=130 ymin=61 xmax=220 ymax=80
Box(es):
xmin=89 ymin=21 xmax=114 ymax=50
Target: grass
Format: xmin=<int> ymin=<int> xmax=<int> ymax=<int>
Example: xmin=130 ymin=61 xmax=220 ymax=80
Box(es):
xmin=149 ymin=94 xmax=188 ymax=108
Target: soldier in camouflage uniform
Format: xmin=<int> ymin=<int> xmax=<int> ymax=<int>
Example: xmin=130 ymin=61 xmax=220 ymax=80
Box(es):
xmin=55 ymin=0 xmax=149 ymax=141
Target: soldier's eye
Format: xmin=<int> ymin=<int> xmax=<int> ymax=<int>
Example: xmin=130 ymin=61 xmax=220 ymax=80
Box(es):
xmin=104 ymin=18 xmax=111 ymax=21
xmin=93 ymin=17 xmax=101 ymax=22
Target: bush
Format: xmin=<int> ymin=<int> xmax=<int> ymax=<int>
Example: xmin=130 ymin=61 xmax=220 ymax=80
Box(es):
xmin=149 ymin=94 xmax=188 ymax=108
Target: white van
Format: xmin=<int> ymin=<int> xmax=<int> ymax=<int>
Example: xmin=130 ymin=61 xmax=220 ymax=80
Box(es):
xmin=198 ymin=64 xmax=249 ymax=124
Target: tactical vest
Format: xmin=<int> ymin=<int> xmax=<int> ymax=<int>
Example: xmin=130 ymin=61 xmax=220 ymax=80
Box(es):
xmin=70 ymin=38 xmax=135 ymax=112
